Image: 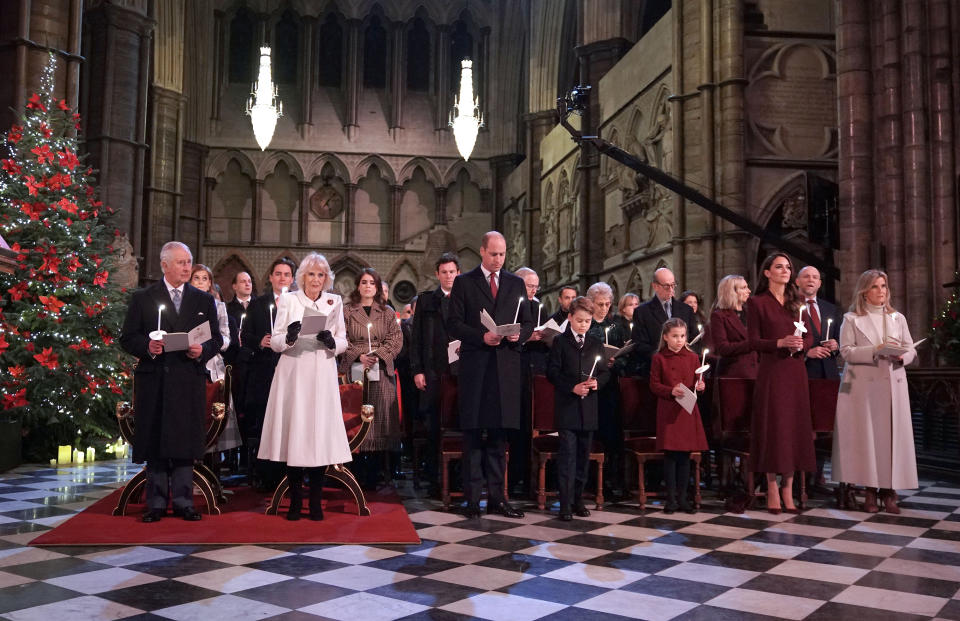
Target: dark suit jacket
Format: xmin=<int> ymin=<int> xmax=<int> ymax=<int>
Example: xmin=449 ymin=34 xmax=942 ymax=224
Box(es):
xmin=226 ymin=298 xmax=252 ymax=324
xmin=410 ymin=287 xmax=455 ymax=378
xmin=522 ymin=298 xmax=550 ymax=374
xmin=446 ymin=267 xmax=534 ymax=430
xmin=239 ymin=292 xmax=281 ymax=413
xmin=630 ymin=296 xmax=695 ymax=378
xmin=120 ymin=281 xmax=222 ymax=463
xmin=707 ymin=308 xmax=758 ymax=379
xmin=804 ymin=298 xmax=843 ymax=379
xmin=546 ymin=327 xmax=610 ymax=431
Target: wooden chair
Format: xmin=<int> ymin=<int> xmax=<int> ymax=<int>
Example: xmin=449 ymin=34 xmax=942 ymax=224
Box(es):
xmin=112 ymin=368 xmax=231 ymax=516
xmin=265 ymin=380 xmax=375 ymax=517
xmin=620 ymin=377 xmax=701 ymax=511
xmin=713 ymin=377 xmax=757 ymax=504
xmin=530 ymin=374 xmax=606 ymax=511
xmin=807 ymin=378 xmax=840 ymax=506
xmin=438 ymin=375 xmax=509 ymax=510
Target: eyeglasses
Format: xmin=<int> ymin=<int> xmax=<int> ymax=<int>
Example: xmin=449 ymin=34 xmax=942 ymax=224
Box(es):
xmin=524 ymin=284 xmax=541 ymax=291
xmin=656 ymin=282 xmax=677 ymax=289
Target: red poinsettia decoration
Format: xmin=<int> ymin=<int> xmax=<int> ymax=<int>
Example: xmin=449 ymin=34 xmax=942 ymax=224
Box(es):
xmin=69 ymin=339 xmax=92 ymax=352
xmin=8 ymin=124 xmax=23 ymax=143
xmin=20 ymin=201 xmax=45 ymax=221
xmin=24 ymin=175 xmax=42 ymax=196
xmin=0 ymin=333 xmax=8 ymax=354
xmin=7 ymin=365 xmax=25 ymax=379
xmin=93 ymin=270 xmax=108 ymax=286
xmin=6 ymin=282 xmax=28 ymax=301
xmin=58 ymin=99 xmax=70 ymax=111
xmin=2 ymin=389 xmax=27 ymax=410
xmin=57 ymin=149 xmax=79 ymax=171
xmin=31 ymin=144 xmax=53 ymax=165
xmin=26 ymin=93 xmax=46 ymax=112
xmin=1 ymin=159 xmax=21 ymax=175
xmin=33 ymin=347 xmax=58 ymax=370
xmin=38 ymin=295 xmax=65 ymax=314
xmin=57 ymin=197 xmax=78 ymax=214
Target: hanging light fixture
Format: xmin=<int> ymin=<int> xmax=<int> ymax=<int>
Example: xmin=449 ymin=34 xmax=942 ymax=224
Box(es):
xmin=450 ymin=58 xmax=483 ymax=161
xmin=246 ymin=46 xmax=283 ymax=151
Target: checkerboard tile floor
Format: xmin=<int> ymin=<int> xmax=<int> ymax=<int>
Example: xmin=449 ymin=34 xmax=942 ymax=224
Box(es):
xmin=3 ymin=461 xmax=960 ymax=620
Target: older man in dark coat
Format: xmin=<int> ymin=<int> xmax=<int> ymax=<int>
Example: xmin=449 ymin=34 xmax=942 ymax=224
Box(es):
xmin=120 ymin=241 xmax=222 ymax=522
xmin=630 ymin=268 xmax=695 ymax=378
xmin=447 ymin=232 xmax=534 ymax=518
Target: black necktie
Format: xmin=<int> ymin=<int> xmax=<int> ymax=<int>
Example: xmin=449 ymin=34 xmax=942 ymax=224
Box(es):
xmin=576 ymin=334 xmax=584 ymax=349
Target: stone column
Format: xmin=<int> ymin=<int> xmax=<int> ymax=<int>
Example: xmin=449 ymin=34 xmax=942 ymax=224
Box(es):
xmin=575 ymin=37 xmax=630 ymax=288
xmin=299 ymin=181 xmax=311 ymax=243
xmin=391 ymin=185 xmax=404 ymax=246
xmin=434 ymin=186 xmax=448 ymax=226
xmin=251 ymin=179 xmax=263 ymax=243
xmin=82 ymin=2 xmax=154 ymax=264
xmin=435 ymin=25 xmax=450 ymax=131
xmin=344 ymin=183 xmax=357 ymax=246
xmin=299 ymin=16 xmax=316 ymax=130
xmin=211 ymin=10 xmax=226 ymax=122
xmin=389 ymin=21 xmax=406 ymax=139
xmin=489 ymin=154 xmax=521 ymax=232
xmin=203 ymin=177 xmax=216 ymax=242
xmin=344 ymin=19 xmax=361 ymax=140
xmin=0 ymin=0 xmax=83 ymax=132
xmin=929 ymin=0 xmax=957 ymax=299
xmin=523 ymin=110 xmax=558 ymax=269
xmin=836 ymin=0 xmax=874 ymax=296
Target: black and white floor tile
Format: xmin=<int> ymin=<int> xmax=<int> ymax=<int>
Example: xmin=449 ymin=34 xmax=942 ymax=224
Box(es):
xmin=3 ymin=461 xmax=960 ymax=620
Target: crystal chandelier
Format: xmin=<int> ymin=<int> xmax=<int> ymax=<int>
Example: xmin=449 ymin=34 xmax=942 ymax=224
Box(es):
xmin=449 ymin=59 xmax=483 ymax=161
xmin=246 ymin=47 xmax=283 ymax=151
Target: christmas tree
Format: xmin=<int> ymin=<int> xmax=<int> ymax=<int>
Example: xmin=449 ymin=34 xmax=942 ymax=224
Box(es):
xmin=932 ymin=272 xmax=960 ymax=367
xmin=0 ymin=54 xmax=132 ymax=461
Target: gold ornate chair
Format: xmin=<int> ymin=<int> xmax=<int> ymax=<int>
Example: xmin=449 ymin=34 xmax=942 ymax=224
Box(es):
xmin=264 ymin=379 xmax=375 ymax=517
xmin=112 ymin=367 xmax=231 ymax=516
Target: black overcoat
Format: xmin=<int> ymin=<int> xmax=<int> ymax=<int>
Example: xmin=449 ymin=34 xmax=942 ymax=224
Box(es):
xmin=120 ymin=281 xmax=222 ymax=463
xmin=446 ymin=267 xmax=534 ymax=430
xmin=630 ymin=296 xmax=695 ymax=377
xmin=239 ymin=292 xmax=281 ymax=412
xmin=546 ymin=328 xmax=610 ymax=431
xmin=410 ymin=287 xmax=455 ymax=378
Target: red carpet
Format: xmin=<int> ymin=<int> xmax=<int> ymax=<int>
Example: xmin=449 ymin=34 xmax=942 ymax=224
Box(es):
xmin=31 ymin=486 xmax=420 ymax=546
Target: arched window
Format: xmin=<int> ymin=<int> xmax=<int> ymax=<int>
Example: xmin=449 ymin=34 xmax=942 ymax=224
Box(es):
xmin=274 ymin=9 xmax=299 ymax=85
xmin=449 ymin=19 xmax=473 ymax=93
xmin=363 ymin=15 xmax=387 ymax=88
xmin=228 ymin=7 xmax=254 ymax=84
xmin=318 ymin=13 xmax=343 ymax=87
xmin=407 ymin=17 xmax=430 ymax=91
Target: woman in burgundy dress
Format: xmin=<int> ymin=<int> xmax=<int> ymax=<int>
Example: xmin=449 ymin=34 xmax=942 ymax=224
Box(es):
xmin=707 ymin=275 xmax=758 ymax=379
xmin=746 ymin=253 xmax=815 ymax=513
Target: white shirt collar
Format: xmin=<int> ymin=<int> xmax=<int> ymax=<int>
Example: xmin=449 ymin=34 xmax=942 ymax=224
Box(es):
xmin=163 ymin=278 xmax=183 ymax=295
xmin=480 ymin=265 xmax=499 ymax=282
xmin=236 ymin=295 xmax=251 ymax=304
xmin=440 ymin=288 xmax=451 ymax=297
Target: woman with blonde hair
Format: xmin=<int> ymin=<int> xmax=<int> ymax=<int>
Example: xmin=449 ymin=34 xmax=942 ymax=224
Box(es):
xmin=259 ymin=253 xmax=351 ymax=521
xmin=831 ymin=269 xmax=917 ymax=514
xmin=706 ymin=275 xmax=757 ymax=379
xmin=612 ymin=292 xmax=640 ymax=338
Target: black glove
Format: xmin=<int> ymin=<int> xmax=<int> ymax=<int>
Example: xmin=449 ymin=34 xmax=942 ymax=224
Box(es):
xmin=316 ymin=329 xmax=336 ymax=350
xmin=285 ymin=321 xmax=302 ymax=345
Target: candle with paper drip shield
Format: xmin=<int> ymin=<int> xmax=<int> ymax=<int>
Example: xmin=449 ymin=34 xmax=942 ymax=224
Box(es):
xmin=513 ymin=296 xmax=523 ymax=324
xmin=537 ymin=303 xmax=543 ymax=327
xmin=605 ymin=326 xmax=611 ymax=345
xmin=149 ymin=304 xmax=166 ymax=341
xmin=696 ymin=348 xmax=711 ymax=381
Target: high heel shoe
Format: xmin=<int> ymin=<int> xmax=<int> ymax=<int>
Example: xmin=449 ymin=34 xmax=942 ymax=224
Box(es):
xmin=765 ymin=490 xmax=781 ymax=515
xmin=862 ymin=488 xmax=880 ymax=513
xmin=780 ymin=486 xmax=801 ymax=514
xmin=879 ymin=489 xmax=900 ymax=515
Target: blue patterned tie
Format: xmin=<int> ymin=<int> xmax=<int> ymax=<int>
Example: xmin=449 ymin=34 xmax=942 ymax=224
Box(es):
xmin=171 ymin=288 xmax=182 ymax=313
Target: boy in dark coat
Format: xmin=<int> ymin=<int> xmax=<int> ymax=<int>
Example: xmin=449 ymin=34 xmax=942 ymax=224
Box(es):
xmin=546 ymin=297 xmax=610 ymax=521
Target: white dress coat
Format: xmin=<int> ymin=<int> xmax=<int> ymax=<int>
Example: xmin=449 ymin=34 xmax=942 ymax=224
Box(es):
xmin=258 ymin=290 xmax=353 ymax=468
xmin=831 ymin=309 xmax=918 ymax=489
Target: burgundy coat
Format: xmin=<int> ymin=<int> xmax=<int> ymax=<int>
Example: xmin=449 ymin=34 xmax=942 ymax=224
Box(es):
xmin=650 ymin=348 xmax=708 ymax=452
xmin=707 ymin=309 xmax=758 ymax=379
xmin=745 ymin=291 xmax=816 ymax=473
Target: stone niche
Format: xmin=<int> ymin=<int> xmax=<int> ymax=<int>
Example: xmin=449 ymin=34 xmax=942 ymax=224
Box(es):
xmin=745 ymin=42 xmax=838 ymax=159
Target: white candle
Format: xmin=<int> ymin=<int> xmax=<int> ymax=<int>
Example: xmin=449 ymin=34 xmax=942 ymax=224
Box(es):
xmin=513 ymin=296 xmax=523 ymax=324
xmin=700 ymin=348 xmax=708 ymax=369
xmin=239 ymin=313 xmax=246 ymax=334
xmin=269 ymin=304 xmax=275 ymax=332
xmin=366 ymin=322 xmax=373 ymax=353
xmin=629 ymin=322 xmax=634 ymax=332
xmin=825 ymin=318 xmax=833 ymax=340
xmin=537 ymin=304 xmax=543 ymax=327
xmin=156 ymin=304 xmax=164 ymax=332
xmin=588 ymin=354 xmax=601 ymax=378
xmin=798 ymin=305 xmax=805 ymax=325
xmin=698 ymin=348 xmax=711 ymax=383
xmin=605 ymin=326 xmax=611 ymax=345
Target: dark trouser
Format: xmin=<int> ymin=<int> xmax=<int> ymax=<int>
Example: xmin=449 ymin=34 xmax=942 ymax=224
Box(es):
xmin=145 ymin=458 xmax=195 ymax=511
xmin=558 ymin=429 xmax=592 ymax=511
xmin=597 ymin=379 xmax=623 ymax=492
xmin=663 ymin=450 xmax=691 ymax=506
xmin=462 ymin=428 xmax=508 ymax=505
xmin=286 ymin=466 xmax=325 ymax=517
xmin=419 ymin=372 xmax=443 ymax=480
xmin=508 ymin=366 xmax=535 ymax=496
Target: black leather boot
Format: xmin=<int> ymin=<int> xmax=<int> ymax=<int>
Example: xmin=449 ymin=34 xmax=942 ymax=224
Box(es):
xmin=308 ymin=467 xmax=325 ymax=521
xmin=286 ymin=467 xmax=303 ymax=521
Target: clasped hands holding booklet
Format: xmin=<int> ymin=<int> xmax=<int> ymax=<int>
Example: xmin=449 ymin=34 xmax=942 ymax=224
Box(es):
xmin=147 ymin=320 xmax=211 ymax=359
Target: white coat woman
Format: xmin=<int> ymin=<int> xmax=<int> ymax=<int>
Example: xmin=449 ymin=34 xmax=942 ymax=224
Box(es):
xmin=258 ymin=253 xmax=352 ymax=521
xmin=831 ymin=269 xmax=917 ymax=514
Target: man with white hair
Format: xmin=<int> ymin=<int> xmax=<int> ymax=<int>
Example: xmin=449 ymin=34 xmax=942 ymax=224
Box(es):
xmin=120 ymin=241 xmax=222 ymax=522
xmin=629 ymin=267 xmax=695 ymax=378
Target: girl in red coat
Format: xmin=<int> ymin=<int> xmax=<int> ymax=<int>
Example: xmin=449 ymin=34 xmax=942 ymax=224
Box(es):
xmin=650 ymin=318 xmax=708 ymax=514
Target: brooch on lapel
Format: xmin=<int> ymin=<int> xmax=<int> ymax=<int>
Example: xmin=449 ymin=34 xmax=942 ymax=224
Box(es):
xmin=327 ymin=299 xmax=334 ymax=305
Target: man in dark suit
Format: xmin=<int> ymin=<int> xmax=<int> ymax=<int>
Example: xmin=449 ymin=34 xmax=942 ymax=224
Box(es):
xmin=630 ymin=267 xmax=695 ymax=378
xmin=796 ymin=266 xmax=842 ymax=379
xmin=513 ymin=267 xmax=546 ymax=497
xmin=224 ymin=271 xmax=253 ymax=456
xmin=447 ymin=232 xmax=534 ymax=518
xmin=239 ymin=257 xmax=296 ymax=488
xmin=410 ymin=252 xmax=461 ymax=489
xmin=120 ymin=241 xmax=222 ymax=522
xmin=550 ymin=285 xmax=578 ymax=325
xmin=226 ymin=271 xmax=254 ymax=321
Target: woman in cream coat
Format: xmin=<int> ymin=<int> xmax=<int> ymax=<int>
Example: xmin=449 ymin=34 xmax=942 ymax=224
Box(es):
xmin=259 ymin=253 xmax=352 ymax=521
xmin=831 ymin=269 xmax=917 ymax=514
